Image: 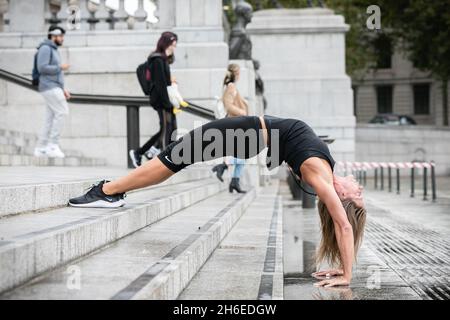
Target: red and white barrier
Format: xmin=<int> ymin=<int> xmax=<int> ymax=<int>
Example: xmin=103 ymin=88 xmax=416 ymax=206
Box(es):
xmin=334 ymin=160 xmax=437 ymax=202
xmin=336 ymin=161 xmax=435 ymax=171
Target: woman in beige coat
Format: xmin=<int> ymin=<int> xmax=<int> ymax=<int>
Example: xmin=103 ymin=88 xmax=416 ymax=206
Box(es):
xmin=211 ymin=64 xmax=248 ymax=193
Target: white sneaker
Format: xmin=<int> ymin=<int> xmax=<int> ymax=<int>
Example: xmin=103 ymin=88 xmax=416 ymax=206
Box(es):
xmin=34 ymin=146 xmax=47 ymax=157
xmin=45 ymin=143 xmax=65 ymax=158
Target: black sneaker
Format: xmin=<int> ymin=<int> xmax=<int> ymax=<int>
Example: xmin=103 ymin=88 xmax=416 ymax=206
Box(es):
xmin=68 ymin=180 xmax=126 ymax=208
xmin=129 ymin=149 xmax=142 ymax=168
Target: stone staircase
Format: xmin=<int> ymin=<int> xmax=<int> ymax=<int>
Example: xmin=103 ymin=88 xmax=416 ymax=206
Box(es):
xmin=0 ymin=165 xmax=283 ymax=300
xmin=0 ymin=129 xmax=106 ymax=166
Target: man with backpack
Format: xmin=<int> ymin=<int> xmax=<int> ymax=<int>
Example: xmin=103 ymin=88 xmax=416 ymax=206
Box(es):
xmin=33 ymin=25 xmax=71 ymax=158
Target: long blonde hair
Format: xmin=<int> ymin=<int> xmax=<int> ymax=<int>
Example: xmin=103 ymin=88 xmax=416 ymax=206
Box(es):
xmin=223 ymin=63 xmax=240 ymax=86
xmin=316 ymin=199 xmax=367 ymax=267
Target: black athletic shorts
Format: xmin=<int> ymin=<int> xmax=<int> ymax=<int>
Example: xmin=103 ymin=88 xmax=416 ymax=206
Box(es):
xmin=157 ymin=116 xmax=266 ymax=173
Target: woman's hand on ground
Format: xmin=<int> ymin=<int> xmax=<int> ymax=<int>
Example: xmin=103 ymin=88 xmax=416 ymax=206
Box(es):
xmin=312 ymin=269 xmax=343 ymax=279
xmin=313 ymin=276 xmax=350 ymax=288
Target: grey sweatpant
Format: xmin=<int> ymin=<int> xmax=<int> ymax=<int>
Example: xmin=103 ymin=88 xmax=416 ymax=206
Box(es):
xmin=38 ymin=87 xmax=69 ymax=146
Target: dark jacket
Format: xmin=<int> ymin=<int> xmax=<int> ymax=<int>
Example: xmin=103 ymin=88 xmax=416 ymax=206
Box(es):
xmin=148 ymin=52 xmax=172 ymax=111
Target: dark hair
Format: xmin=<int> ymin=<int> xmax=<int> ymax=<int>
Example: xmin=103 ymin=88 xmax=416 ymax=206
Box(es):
xmin=47 ymin=25 xmax=66 ymax=40
xmin=154 ymin=31 xmax=178 ymax=63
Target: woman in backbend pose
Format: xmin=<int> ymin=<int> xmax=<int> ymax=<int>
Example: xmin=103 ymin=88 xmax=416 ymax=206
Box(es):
xmin=69 ymin=115 xmax=366 ymax=288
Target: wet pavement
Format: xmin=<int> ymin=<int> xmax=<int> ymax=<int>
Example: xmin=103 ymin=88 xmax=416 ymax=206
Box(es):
xmin=281 ymin=176 xmax=450 ymax=300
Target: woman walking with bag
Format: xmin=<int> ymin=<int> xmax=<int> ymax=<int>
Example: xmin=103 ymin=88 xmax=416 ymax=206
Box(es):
xmin=212 ymin=64 xmax=248 ymax=193
xmin=129 ymin=32 xmax=178 ymax=168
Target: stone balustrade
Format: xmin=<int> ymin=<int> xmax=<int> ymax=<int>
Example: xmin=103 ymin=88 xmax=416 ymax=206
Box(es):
xmin=0 ymin=0 xmax=223 ymax=33
xmin=0 ymin=0 xmax=157 ymax=32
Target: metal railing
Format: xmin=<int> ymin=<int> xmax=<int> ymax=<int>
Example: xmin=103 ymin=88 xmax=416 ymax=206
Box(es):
xmin=0 ymin=68 xmax=216 ymax=168
xmin=336 ymin=161 xmax=437 ymax=202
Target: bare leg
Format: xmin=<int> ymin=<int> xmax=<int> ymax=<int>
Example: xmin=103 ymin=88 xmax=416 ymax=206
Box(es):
xmin=102 ymin=157 xmax=175 ymax=195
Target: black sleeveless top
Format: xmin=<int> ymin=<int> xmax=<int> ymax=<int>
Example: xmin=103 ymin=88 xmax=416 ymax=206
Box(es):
xmin=263 ymin=115 xmax=335 ymax=177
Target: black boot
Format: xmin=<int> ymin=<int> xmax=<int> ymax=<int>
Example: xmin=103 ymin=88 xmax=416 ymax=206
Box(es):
xmin=229 ymin=177 xmax=247 ymax=193
xmin=212 ymin=163 xmax=228 ymax=182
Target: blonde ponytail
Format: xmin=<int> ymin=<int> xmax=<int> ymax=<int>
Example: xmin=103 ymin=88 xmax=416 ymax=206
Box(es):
xmin=223 ymin=63 xmax=240 ymax=86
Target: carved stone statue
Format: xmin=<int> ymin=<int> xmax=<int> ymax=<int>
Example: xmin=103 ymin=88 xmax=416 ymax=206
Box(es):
xmin=229 ymin=1 xmax=268 ymax=110
xmin=307 ymin=0 xmax=325 ymax=7
xmin=253 ymin=59 xmax=268 ymax=110
xmin=229 ymin=0 xmax=253 ymax=60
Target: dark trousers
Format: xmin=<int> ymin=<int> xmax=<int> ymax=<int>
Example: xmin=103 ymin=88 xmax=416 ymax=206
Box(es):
xmin=137 ymin=108 xmax=177 ymax=155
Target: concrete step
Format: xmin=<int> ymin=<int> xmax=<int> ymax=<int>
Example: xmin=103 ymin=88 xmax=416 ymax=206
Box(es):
xmin=0 ymin=144 xmax=83 ymax=158
xmin=0 ymin=177 xmax=226 ymax=294
xmin=0 ymin=154 xmax=107 ymax=167
xmin=179 ymin=181 xmax=283 ymax=300
xmin=0 ymin=188 xmax=256 ymax=299
xmin=0 ymin=166 xmax=214 ymax=218
xmin=0 ymin=129 xmax=38 ymax=147
xmin=0 ymin=128 xmax=99 ymax=159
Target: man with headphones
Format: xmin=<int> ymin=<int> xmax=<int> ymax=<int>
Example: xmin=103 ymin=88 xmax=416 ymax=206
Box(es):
xmin=33 ymin=25 xmax=71 ymax=158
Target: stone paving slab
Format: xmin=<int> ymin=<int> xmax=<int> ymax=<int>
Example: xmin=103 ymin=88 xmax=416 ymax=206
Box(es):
xmin=179 ymin=181 xmax=283 ymax=300
xmin=281 ymin=181 xmax=423 ymax=300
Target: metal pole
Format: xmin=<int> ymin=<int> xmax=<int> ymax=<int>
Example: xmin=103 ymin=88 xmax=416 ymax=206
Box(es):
xmin=396 ymin=168 xmax=400 ymax=194
xmin=374 ymin=168 xmax=378 ymax=190
xmin=388 ymin=167 xmax=392 ymax=192
xmin=423 ymin=167 xmax=428 ymax=201
xmin=363 ymin=170 xmax=367 ymax=186
xmin=380 ymin=167 xmax=384 ymax=191
xmin=431 ymin=162 xmax=437 ymax=202
xmin=410 ymin=167 xmax=415 ymax=198
xmin=126 ymin=105 xmax=140 ymax=169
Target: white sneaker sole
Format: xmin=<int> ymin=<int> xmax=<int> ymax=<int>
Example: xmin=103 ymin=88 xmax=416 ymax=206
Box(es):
xmin=68 ymin=199 xmax=126 ymax=208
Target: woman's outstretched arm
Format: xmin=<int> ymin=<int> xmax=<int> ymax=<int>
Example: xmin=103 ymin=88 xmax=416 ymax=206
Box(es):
xmin=301 ymin=159 xmax=354 ymax=287
xmin=103 ymin=157 xmax=175 ymax=195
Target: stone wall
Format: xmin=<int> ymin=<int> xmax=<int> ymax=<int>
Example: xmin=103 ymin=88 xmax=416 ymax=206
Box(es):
xmin=355 ymin=125 xmax=450 ymax=176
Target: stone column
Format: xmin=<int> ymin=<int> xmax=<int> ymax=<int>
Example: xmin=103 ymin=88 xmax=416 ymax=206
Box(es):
xmin=8 ymin=0 xmax=46 ymax=32
xmin=133 ymin=0 xmax=148 ymax=29
xmin=158 ymin=0 xmax=222 ymax=29
xmin=157 ymin=0 xmax=175 ymax=28
xmin=114 ymin=0 xmax=128 ymax=30
xmin=95 ymin=0 xmax=110 ymax=30
xmin=248 ymin=8 xmax=355 ymax=161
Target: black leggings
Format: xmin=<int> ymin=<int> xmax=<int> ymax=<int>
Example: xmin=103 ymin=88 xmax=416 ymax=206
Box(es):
xmin=157 ymin=116 xmax=266 ymax=173
xmin=138 ymin=108 xmax=177 ymax=155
